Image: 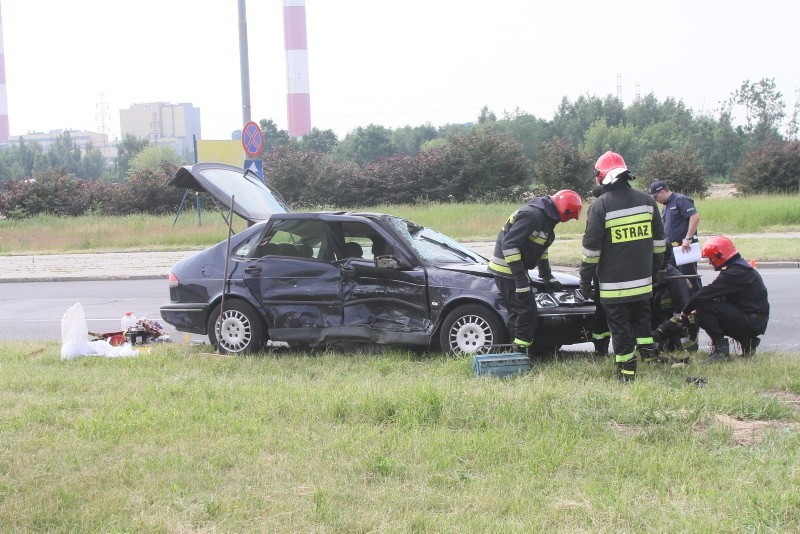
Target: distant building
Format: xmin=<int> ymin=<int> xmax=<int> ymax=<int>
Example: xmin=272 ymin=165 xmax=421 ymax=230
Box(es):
xmin=9 ymin=129 xmax=107 ymax=152
xmin=119 ymin=102 xmax=201 ymax=157
xmin=7 ymin=129 xmax=116 ymax=163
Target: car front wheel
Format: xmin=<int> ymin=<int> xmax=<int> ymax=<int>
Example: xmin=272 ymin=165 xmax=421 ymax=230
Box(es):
xmin=438 ymin=304 xmax=507 ymax=355
xmin=207 ymin=300 xmax=266 ymax=354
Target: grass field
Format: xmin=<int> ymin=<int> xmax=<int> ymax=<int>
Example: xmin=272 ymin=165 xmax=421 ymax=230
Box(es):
xmin=1 ymin=341 xmax=799 ymax=531
xmin=2 ymin=194 xmax=799 ymax=262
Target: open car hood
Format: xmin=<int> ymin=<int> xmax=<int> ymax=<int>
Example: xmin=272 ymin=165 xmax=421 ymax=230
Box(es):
xmin=170 ymin=162 xmax=291 ymax=222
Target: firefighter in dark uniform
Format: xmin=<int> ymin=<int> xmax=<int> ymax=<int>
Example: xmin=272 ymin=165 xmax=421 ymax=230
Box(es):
xmin=682 ymin=236 xmax=770 ymax=363
xmin=588 ymin=185 xmax=611 ymax=357
xmin=488 ymin=190 xmax=583 ymax=359
xmin=651 ymin=248 xmax=698 ymax=357
xmin=580 ymin=151 xmax=666 ymax=381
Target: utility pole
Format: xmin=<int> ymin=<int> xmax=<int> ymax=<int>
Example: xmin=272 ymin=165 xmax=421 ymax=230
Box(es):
xmin=238 ymin=0 xmax=252 ymax=125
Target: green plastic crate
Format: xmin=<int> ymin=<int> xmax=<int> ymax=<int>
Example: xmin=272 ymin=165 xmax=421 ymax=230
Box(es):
xmin=472 ymin=352 xmax=532 ymax=378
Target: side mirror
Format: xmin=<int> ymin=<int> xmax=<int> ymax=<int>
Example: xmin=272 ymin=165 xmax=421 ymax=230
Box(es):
xmin=375 ymin=255 xmax=399 ymax=269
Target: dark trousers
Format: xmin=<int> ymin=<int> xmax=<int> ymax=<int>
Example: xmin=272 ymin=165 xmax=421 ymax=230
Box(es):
xmin=694 ymin=300 xmax=767 ymax=341
xmin=494 ymin=275 xmax=538 ymax=344
xmin=602 ymin=299 xmax=652 ymax=360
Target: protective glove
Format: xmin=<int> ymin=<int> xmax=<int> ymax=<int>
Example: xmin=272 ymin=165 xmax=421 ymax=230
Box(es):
xmin=653 ymin=269 xmax=667 ymax=288
xmin=543 ymin=277 xmax=563 ymax=293
xmin=579 ymin=280 xmax=595 ymax=301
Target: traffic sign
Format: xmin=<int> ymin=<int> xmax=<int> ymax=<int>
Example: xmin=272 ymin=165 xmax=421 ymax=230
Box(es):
xmin=242 ymin=121 xmax=263 ymax=157
xmin=244 ymin=159 xmax=264 ymax=181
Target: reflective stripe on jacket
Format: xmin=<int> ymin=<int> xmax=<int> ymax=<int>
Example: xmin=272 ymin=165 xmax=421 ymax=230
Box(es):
xmin=488 ymin=196 xmax=559 ymax=290
xmin=580 ymin=181 xmax=666 ymax=303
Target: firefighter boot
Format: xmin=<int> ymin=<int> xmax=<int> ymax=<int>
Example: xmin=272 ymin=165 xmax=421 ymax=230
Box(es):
xmin=704 ymin=338 xmax=731 ymax=364
xmin=736 ymin=336 xmax=761 ymax=357
xmin=593 ymin=338 xmax=610 ymax=358
xmin=616 ymin=357 xmax=637 ymax=382
xmin=639 ymin=346 xmax=662 ymax=364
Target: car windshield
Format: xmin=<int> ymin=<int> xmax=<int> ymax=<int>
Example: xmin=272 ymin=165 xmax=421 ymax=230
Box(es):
xmin=386 ymin=216 xmax=486 ymax=264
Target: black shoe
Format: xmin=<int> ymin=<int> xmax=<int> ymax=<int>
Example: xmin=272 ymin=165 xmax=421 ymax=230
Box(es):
xmin=703 ymin=351 xmax=731 ymax=364
xmin=703 ymin=338 xmax=731 ymax=364
xmin=737 ymin=337 xmax=761 ymax=357
xmin=617 ymin=370 xmax=636 ymax=382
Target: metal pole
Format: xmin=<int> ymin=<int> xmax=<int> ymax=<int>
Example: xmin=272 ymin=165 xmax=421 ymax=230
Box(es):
xmin=217 ymin=195 xmax=236 ymax=354
xmin=238 ymin=0 xmax=252 ymax=124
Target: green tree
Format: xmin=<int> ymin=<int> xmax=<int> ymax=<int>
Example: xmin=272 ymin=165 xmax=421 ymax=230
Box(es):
xmin=115 ymin=134 xmax=149 ymax=181
xmin=477 ymin=106 xmax=497 ymax=124
xmin=78 ymin=141 xmax=107 ymax=180
xmin=333 ymin=124 xmax=394 ymax=164
xmin=552 ymin=94 xmax=624 ymax=145
xmin=258 ymin=119 xmax=294 ymax=153
xmin=494 ymin=109 xmax=552 ymax=165
xmin=46 ymin=131 xmax=82 ymax=175
xmin=641 ymin=148 xmax=708 ymax=198
xmin=0 ymin=147 xmax=25 ymax=183
xmin=533 ymin=139 xmax=594 ymax=197
xmin=390 ymin=124 xmax=438 ymax=156
xmin=298 ymin=127 xmax=338 ymax=153
xmin=582 ymin=119 xmax=640 ymax=169
xmin=625 ymin=93 xmax=664 ymax=129
xmin=728 ymin=78 xmax=786 ymax=148
xmin=128 ymin=145 xmax=184 ymax=175
xmin=638 ymin=121 xmax=690 ymax=155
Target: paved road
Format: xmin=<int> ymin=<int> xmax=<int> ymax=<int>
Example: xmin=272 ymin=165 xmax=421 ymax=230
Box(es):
xmin=1 ymin=241 xmax=798 ymax=283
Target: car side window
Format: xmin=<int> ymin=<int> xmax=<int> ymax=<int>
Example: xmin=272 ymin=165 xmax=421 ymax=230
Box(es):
xmin=236 ymin=219 xmax=331 ymax=260
xmin=340 ymin=222 xmax=390 ymax=261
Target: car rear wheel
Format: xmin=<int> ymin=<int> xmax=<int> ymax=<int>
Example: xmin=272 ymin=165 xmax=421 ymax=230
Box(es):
xmin=207 ymin=300 xmax=266 ymax=354
xmin=439 ymin=304 xmax=507 ymax=355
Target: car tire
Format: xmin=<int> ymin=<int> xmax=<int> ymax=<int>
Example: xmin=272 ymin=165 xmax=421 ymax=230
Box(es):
xmin=438 ymin=303 xmax=507 ymax=355
xmin=207 ymin=300 xmax=267 ymax=354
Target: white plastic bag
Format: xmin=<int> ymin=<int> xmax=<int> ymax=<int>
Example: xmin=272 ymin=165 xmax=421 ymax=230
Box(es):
xmin=60 ymin=303 xmax=138 ymax=360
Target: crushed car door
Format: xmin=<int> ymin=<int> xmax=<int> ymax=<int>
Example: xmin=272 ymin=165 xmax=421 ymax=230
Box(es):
xmin=240 ymin=218 xmax=343 ymax=346
xmin=334 ymin=222 xmax=431 ymax=344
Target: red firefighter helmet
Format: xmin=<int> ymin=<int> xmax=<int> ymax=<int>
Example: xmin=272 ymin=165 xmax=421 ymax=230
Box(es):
xmin=702 ymin=236 xmax=738 ymax=268
xmin=594 ymin=151 xmax=629 ymax=185
xmin=551 ymin=189 xmax=583 ymax=222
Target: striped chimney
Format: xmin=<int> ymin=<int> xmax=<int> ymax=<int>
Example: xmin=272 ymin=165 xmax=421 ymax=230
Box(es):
xmin=0 ymin=1 xmax=9 ymax=144
xmin=283 ymin=0 xmax=310 ymax=137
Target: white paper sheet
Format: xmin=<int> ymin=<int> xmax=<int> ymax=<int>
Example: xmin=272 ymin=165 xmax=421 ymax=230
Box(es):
xmin=673 ymin=242 xmax=701 ymax=266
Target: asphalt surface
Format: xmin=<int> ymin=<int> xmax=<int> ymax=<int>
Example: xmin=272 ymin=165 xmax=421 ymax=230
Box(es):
xmin=2 ymin=239 xmax=798 ymax=283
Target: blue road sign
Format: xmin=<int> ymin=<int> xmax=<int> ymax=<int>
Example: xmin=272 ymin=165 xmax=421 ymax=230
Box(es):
xmin=244 ymin=159 xmax=264 ymax=181
xmin=242 ymin=121 xmax=263 ymax=157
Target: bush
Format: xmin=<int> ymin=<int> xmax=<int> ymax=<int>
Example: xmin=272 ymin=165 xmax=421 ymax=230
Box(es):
xmin=641 ymin=148 xmax=709 ymax=198
xmin=734 ymin=141 xmax=800 ymax=195
xmin=0 ymin=163 xmax=182 ymax=218
xmin=444 ymin=128 xmax=532 ymax=202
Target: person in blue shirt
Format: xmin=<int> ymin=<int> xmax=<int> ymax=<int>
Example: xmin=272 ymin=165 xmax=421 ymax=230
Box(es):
xmin=649 ymin=180 xmax=701 ymax=293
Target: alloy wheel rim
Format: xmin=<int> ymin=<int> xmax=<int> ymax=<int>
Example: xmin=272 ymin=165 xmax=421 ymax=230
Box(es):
xmin=216 ymin=309 xmax=252 ymax=353
xmin=449 ymin=314 xmax=493 ymax=354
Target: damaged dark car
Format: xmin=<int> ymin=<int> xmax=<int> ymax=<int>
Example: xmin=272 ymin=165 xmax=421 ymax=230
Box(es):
xmin=160 ymin=163 xmax=595 ymax=355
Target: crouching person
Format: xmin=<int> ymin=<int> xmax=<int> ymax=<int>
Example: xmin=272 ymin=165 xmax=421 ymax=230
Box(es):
xmin=651 ymin=251 xmax=698 ymax=360
xmin=682 ymin=236 xmax=770 ymax=363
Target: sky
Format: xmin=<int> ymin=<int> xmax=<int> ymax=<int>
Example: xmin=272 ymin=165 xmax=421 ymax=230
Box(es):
xmin=2 ymin=0 xmax=799 ymax=143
